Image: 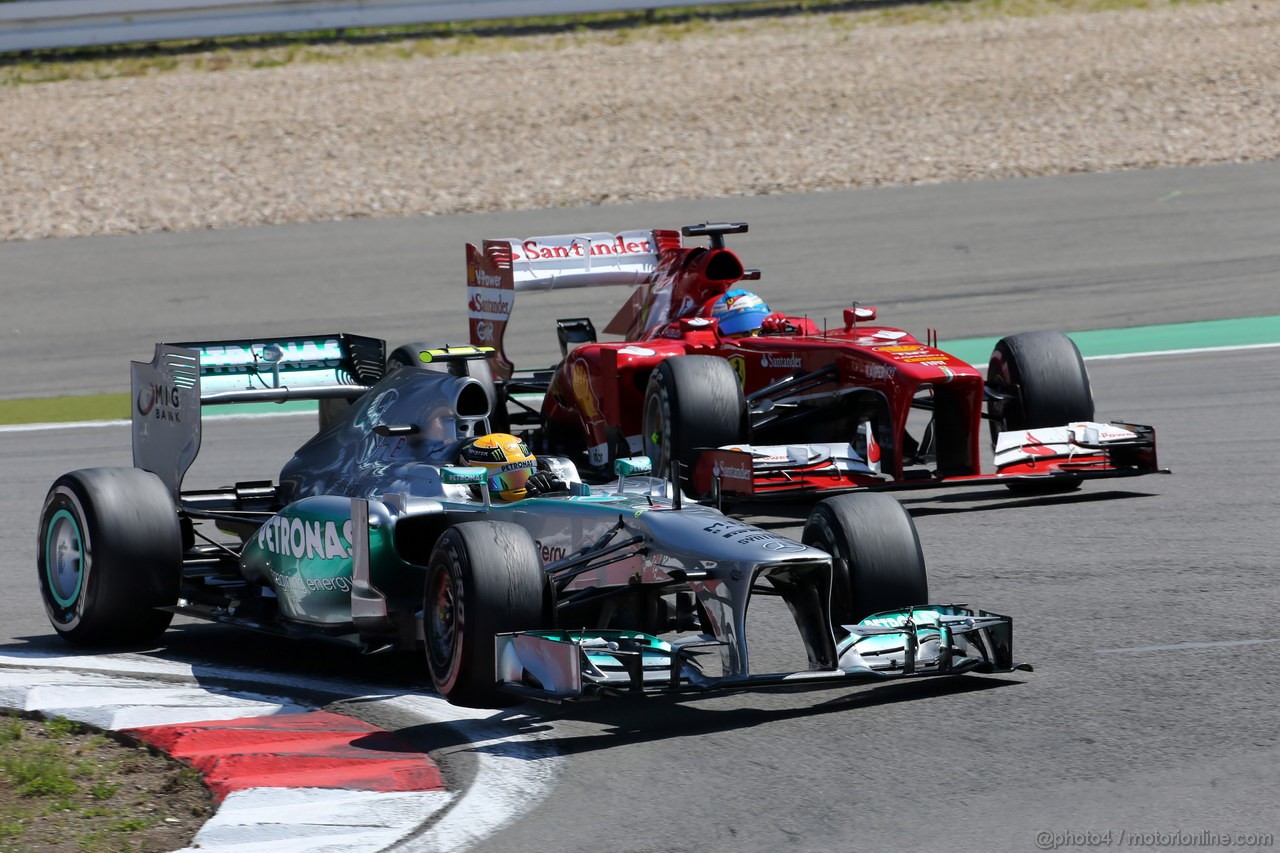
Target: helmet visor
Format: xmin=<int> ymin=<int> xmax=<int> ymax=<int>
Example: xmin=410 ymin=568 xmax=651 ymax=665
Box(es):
xmin=488 ymin=462 xmax=534 ymax=494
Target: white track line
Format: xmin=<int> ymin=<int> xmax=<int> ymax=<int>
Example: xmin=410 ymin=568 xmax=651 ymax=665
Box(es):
xmin=4 ymin=339 xmax=1275 ymax=435
xmin=180 ymin=789 xmax=455 ymax=853
xmin=0 ymin=408 xmax=315 ymax=433
xmin=384 ymin=695 xmax=563 ymax=853
xmin=1097 ymin=638 xmax=1280 ymax=654
xmin=1082 ymin=341 xmax=1280 ymax=361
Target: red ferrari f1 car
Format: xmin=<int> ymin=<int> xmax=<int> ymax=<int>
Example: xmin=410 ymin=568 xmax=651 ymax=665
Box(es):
xmin=457 ymin=222 xmax=1166 ymax=499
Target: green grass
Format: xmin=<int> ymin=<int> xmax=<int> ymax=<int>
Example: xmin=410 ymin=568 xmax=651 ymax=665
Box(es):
xmin=89 ymin=781 xmax=121 ymax=800
xmin=0 ymin=393 xmax=129 ymax=425
xmin=0 ymin=719 xmax=79 ymax=798
xmin=0 ymin=718 xmax=20 ymax=742
xmin=40 ymin=717 xmax=77 ymax=739
xmin=0 ymin=713 xmax=211 ymax=852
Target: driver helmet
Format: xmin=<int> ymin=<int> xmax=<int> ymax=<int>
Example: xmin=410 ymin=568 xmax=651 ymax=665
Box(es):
xmin=458 ymin=432 xmax=537 ymax=501
xmin=712 ymin=289 xmax=770 ymax=337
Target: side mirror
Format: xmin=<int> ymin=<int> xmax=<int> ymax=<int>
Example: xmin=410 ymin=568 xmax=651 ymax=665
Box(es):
xmin=440 ymin=466 xmax=488 ymax=486
xmin=843 ymin=306 xmax=877 ymax=329
xmin=614 ymin=456 xmax=653 ymax=477
xmin=441 ymin=466 xmax=490 ymax=507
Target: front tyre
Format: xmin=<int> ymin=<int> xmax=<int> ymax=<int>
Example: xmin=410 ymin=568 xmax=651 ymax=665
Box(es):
xmin=987 ymin=331 xmax=1095 ymax=494
xmin=424 ymin=521 xmax=545 ymax=708
xmin=642 ymin=356 xmax=746 ymax=482
xmin=37 ymin=467 xmax=181 ymax=645
xmin=802 ymin=493 xmax=929 ymax=634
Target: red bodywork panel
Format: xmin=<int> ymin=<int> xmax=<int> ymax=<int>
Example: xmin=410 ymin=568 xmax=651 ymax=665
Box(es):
xmin=471 ymin=232 xmax=985 ymax=476
xmin=467 ymin=227 xmax=1162 ymax=491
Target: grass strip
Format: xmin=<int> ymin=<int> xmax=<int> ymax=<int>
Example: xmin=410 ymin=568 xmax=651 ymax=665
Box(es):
xmin=0 ymin=713 xmax=212 ymax=852
xmin=5 ymin=316 xmax=1278 ymax=426
xmin=0 ymin=393 xmax=129 ymax=425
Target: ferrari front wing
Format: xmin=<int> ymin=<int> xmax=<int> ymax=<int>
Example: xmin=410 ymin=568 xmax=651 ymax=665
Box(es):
xmin=691 ymin=420 xmax=1168 ymax=499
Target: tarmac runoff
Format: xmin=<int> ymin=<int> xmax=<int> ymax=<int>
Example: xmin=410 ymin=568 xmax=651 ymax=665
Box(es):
xmin=2 ymin=314 xmax=1276 ymax=844
xmin=0 ymin=649 xmax=562 ymax=852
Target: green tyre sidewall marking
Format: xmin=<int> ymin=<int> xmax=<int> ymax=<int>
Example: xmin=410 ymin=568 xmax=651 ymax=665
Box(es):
xmin=44 ymin=506 xmax=85 ymax=611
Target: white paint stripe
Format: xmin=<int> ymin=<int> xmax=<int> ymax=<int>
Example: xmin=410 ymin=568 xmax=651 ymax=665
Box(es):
xmin=1082 ymin=341 xmax=1280 ymax=362
xmin=176 ymin=788 xmax=456 ymax=853
xmin=0 ymin=418 xmax=130 ymax=432
xmin=0 ymin=408 xmax=314 ymax=434
xmin=3 ymin=338 xmax=1276 ymax=434
xmin=0 ymin=650 xmax=561 ymax=853
xmin=1097 ymin=638 xmax=1280 ymax=654
xmin=0 ymin=649 xmax=228 ymax=676
xmin=969 ymin=341 xmax=1280 ymax=373
xmin=379 ymin=694 xmax=564 ymax=853
xmin=0 ymin=670 xmax=305 ymax=729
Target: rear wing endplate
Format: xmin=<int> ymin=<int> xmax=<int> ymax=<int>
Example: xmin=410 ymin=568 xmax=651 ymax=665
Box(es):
xmin=131 ymin=334 xmax=385 ymax=498
xmin=466 ymin=229 xmax=680 ymax=380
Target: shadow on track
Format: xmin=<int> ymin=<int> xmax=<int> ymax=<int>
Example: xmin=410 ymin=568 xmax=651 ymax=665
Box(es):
xmin=2 ymin=633 xmax=1025 ymax=763
xmin=734 ymin=488 xmax=1160 ymax=528
xmin=394 ymin=675 xmax=1022 ymax=760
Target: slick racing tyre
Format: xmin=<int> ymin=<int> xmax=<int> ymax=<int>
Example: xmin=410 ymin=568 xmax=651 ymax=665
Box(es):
xmin=424 ymin=521 xmax=545 ymax=708
xmin=388 ymin=341 xmax=508 ymax=433
xmin=37 ymin=467 xmax=182 ymax=646
xmin=387 ymin=341 xmax=438 ymax=374
xmin=987 ymin=331 xmax=1095 ymax=494
xmin=642 ymin=356 xmax=746 ymax=485
xmin=802 ymin=493 xmax=929 ymax=635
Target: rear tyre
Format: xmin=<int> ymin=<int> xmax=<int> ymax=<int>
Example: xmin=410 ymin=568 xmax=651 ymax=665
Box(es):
xmin=388 ymin=341 xmax=508 ymax=433
xmin=424 ymin=521 xmax=545 ymax=708
xmin=987 ymin=331 xmax=1094 ymax=494
xmin=642 ymin=356 xmax=746 ymax=483
xmin=37 ymin=467 xmax=181 ymax=645
xmin=386 ymin=341 xmax=434 ymax=373
xmin=802 ymin=493 xmax=929 ymax=634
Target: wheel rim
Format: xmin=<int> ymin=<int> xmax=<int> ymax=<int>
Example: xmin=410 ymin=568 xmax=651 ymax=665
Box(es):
xmin=642 ymin=391 xmax=671 ymax=474
xmin=804 ymin=515 xmax=838 ymax=559
xmin=44 ymin=509 xmax=85 ymax=608
xmin=804 ymin=513 xmax=854 ymax=629
xmin=986 ymin=350 xmax=1016 ymax=442
xmin=426 ymin=566 xmax=460 ymax=673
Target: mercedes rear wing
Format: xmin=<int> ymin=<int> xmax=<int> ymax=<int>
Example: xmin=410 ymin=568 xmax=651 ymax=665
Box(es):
xmin=130 ymin=334 xmax=385 ymax=498
xmin=466 ymin=229 xmax=680 ymax=380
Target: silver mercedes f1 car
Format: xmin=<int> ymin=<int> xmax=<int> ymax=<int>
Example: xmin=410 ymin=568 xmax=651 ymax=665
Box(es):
xmin=37 ymin=335 xmax=1027 ymax=708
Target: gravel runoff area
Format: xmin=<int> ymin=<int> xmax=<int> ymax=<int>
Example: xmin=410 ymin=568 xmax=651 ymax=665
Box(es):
xmin=1 ymin=1 xmax=1278 ymax=243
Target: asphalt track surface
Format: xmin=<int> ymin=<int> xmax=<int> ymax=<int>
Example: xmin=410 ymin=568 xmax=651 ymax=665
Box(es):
xmin=3 ymin=162 xmax=1280 ymax=851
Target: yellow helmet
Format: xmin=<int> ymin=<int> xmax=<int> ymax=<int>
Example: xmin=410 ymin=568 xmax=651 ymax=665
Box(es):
xmin=458 ymin=433 xmax=537 ymax=501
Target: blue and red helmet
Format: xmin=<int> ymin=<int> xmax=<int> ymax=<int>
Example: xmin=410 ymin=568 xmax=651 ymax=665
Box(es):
xmin=712 ymin=289 xmax=770 ymax=337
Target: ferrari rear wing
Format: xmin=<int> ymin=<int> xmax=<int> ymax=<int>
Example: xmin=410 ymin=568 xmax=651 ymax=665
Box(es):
xmin=130 ymin=335 xmax=385 ymax=498
xmin=466 ymin=229 xmax=680 ymax=380
xmin=691 ymin=421 xmax=1168 ymax=500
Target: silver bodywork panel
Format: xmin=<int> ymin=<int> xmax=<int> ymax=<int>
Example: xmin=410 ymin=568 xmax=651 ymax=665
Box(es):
xmin=132 ymin=336 xmax=1024 ymax=703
